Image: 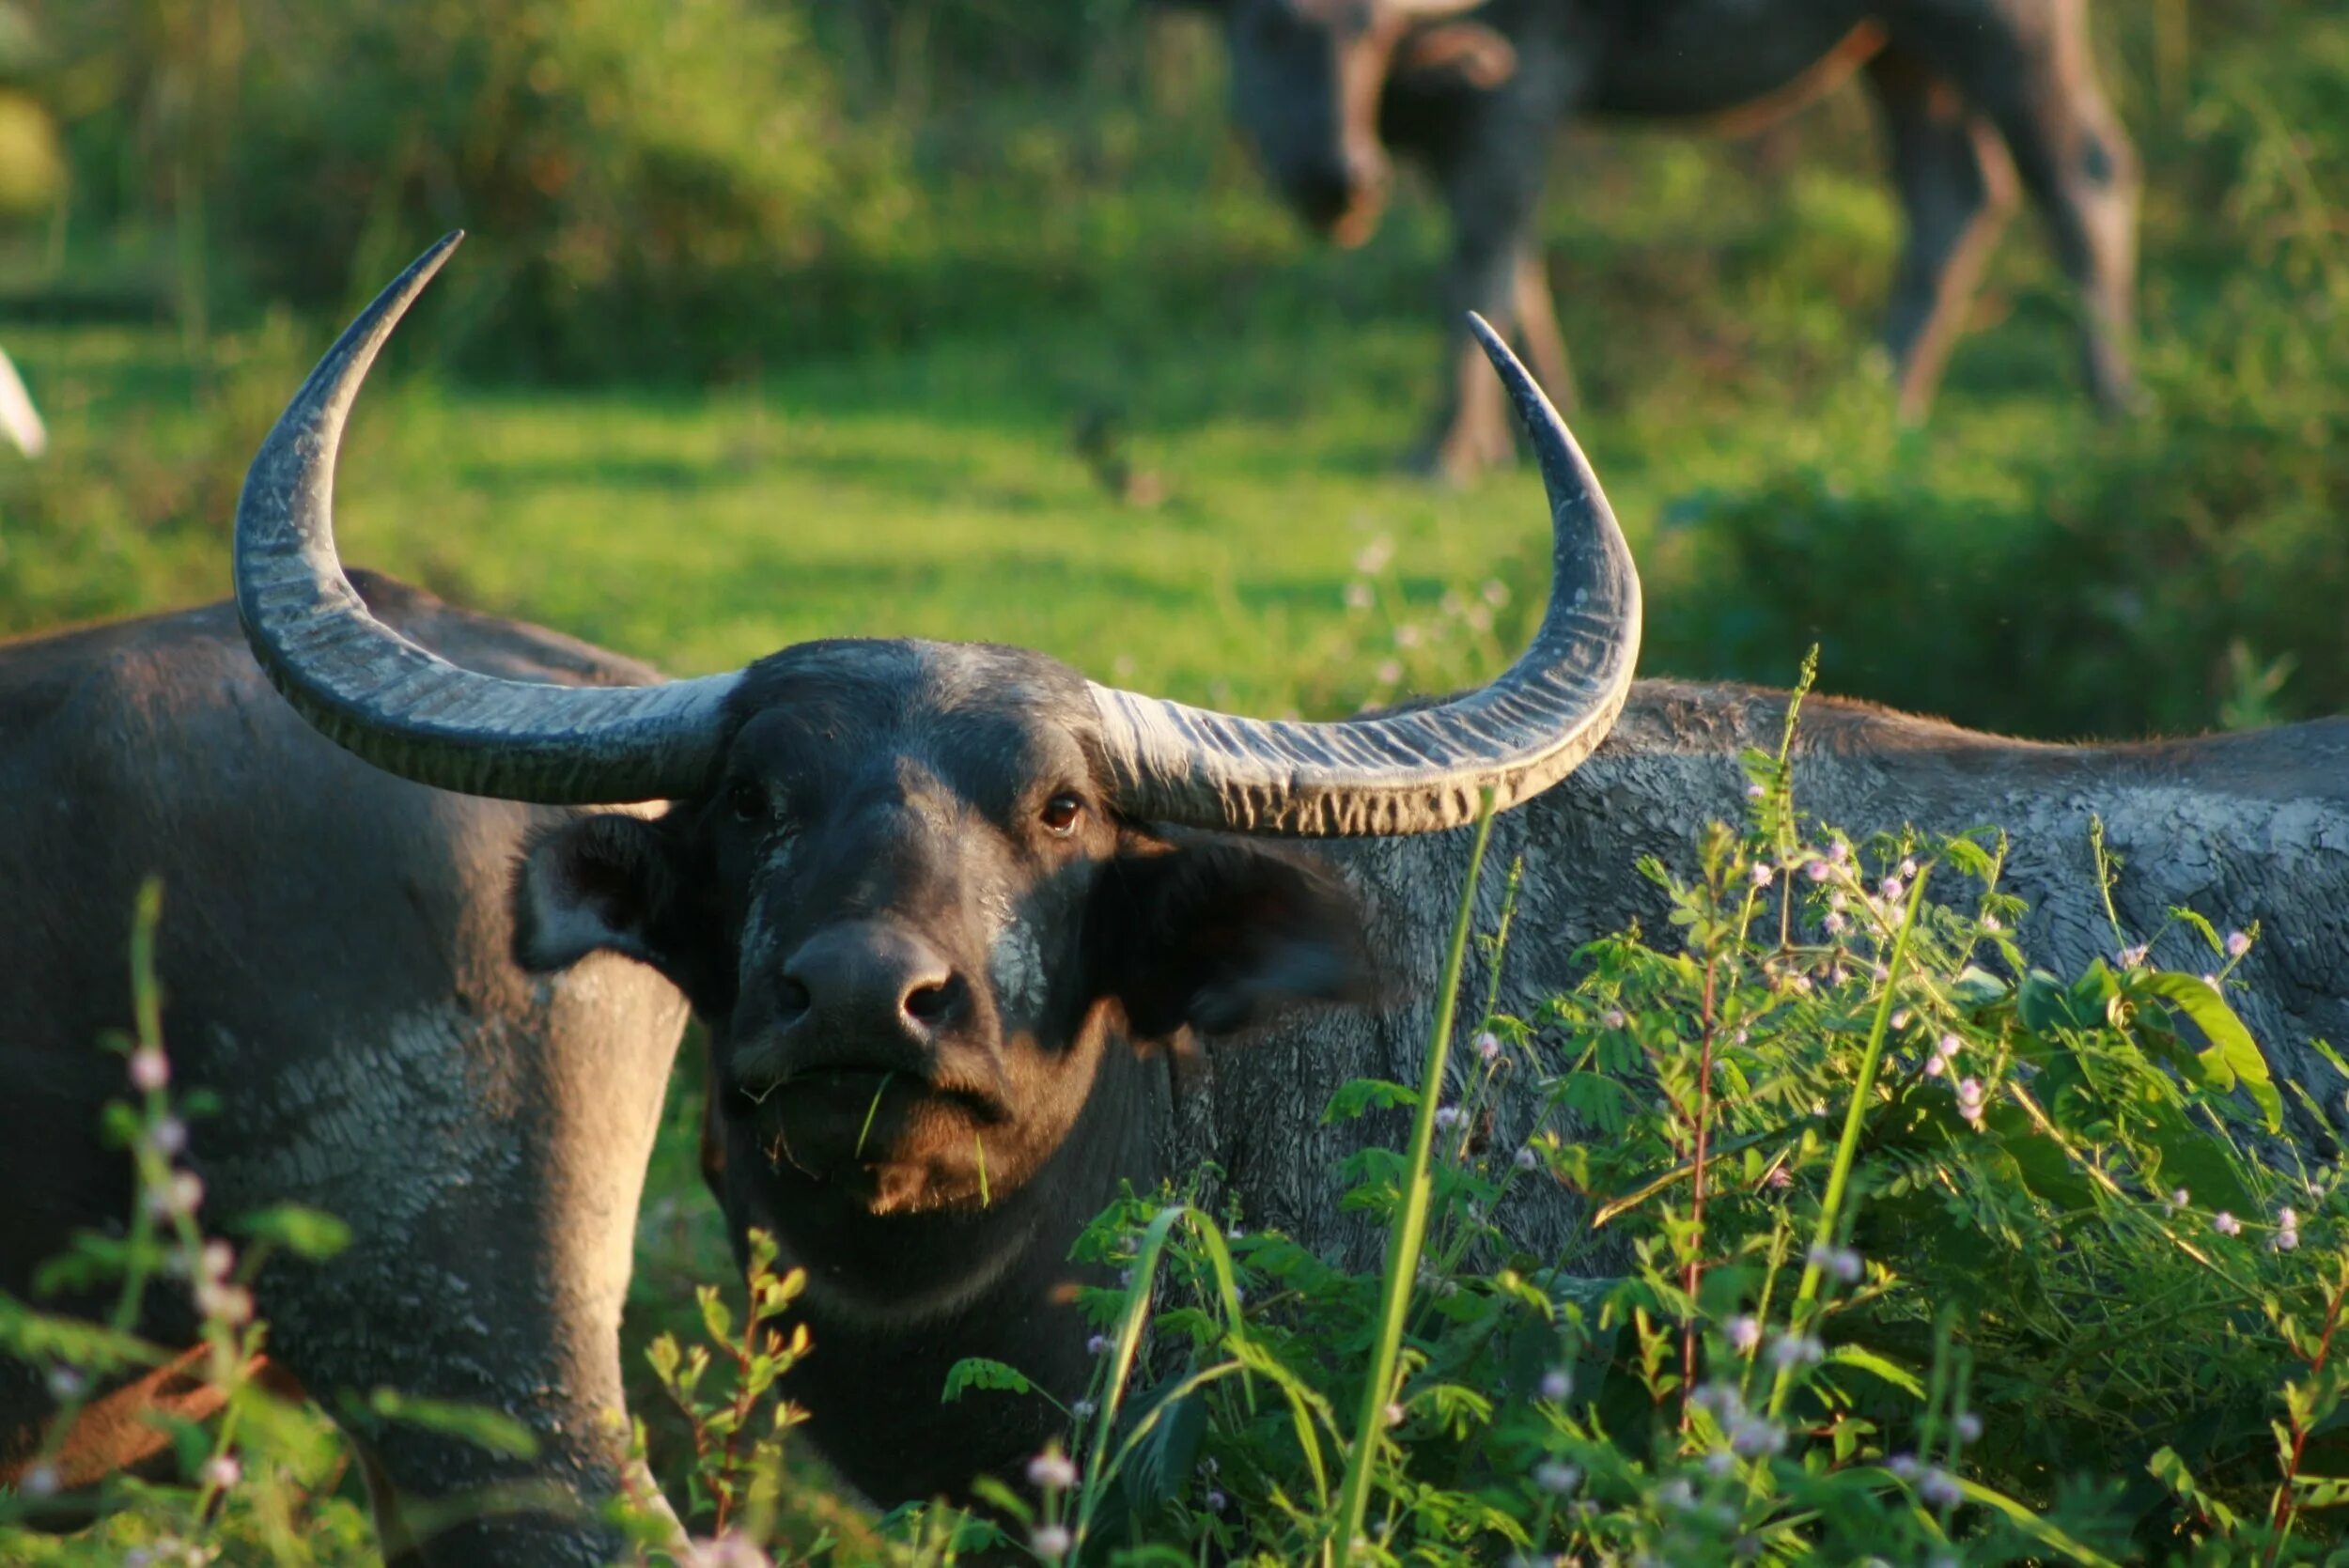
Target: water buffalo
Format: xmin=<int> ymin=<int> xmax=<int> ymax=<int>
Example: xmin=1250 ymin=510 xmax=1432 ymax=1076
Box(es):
xmin=237 ymin=238 xmax=2343 ymax=1507
xmin=1174 ymin=0 xmax=2139 ymax=478
xmin=0 ymin=579 xmax=691 ymax=1562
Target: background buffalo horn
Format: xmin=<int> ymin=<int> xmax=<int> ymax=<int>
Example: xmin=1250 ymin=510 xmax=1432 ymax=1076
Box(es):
xmin=234 ymin=232 xmax=743 ymax=804
xmin=1086 ymin=314 xmax=1641 ymax=835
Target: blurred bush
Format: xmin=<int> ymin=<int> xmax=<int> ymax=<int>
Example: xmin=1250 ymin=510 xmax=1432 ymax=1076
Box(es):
xmin=32 ymin=0 xmax=903 ymax=372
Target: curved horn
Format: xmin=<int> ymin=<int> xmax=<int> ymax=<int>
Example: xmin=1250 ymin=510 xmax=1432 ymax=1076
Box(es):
xmin=1088 ymin=315 xmax=1640 ymax=836
xmin=235 ymin=234 xmax=742 ymax=804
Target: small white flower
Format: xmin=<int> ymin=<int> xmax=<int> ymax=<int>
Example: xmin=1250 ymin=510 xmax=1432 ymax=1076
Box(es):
xmin=2119 ymin=944 xmax=2150 ymax=969
xmin=1955 ymin=1078 xmax=1986 ymax=1129
xmin=1374 ymin=659 xmax=1403 ymax=687
xmin=1767 ymin=1333 xmax=1824 ymax=1370
xmin=2277 ymin=1229 xmax=2302 ymax=1252
xmin=1805 ymin=858 xmax=1829 ymax=882
xmin=1383 ymin=1401 xmax=1406 ymax=1427
xmin=1704 ymin=1448 xmax=1735 ymax=1478
xmin=128 ymin=1047 xmax=169 ymax=1093
xmin=2204 ymin=972 xmax=2223 ymax=993
xmin=2279 ymin=1206 xmax=2300 ymax=1230
xmin=1887 ymin=1453 xmax=1921 ymax=1481
xmin=1751 ymin=862 xmax=1775 ymax=889
xmin=2227 ymin=929 xmax=2252 ymax=958
xmin=1982 ymin=914 xmax=2002 ymax=932
xmin=151 ymin=1116 xmax=188 ymax=1157
xmin=1954 ymin=1411 xmax=1983 ymax=1443
xmin=1206 ymin=1487 xmax=1227 ymax=1513
xmin=1745 ymin=782 xmax=1767 ymax=800
xmin=1918 ymin=1467 xmax=1962 ymax=1509
xmin=1433 ymin=1105 xmax=1465 ymax=1131
xmin=1726 ymin=1314 xmax=1762 ymax=1354
xmin=146 ymin=1170 xmax=204 ymax=1221
xmin=1026 ymin=1448 xmax=1078 ymax=1491
xmin=200 ymin=1239 xmax=235 ymax=1281
xmin=1031 ymin=1523 xmax=1073 ymax=1560
xmin=692 ymin=1534 xmax=773 ymax=1568
xmin=194 ymin=1281 xmax=254 ymax=1327
xmin=1540 ymin=1368 xmax=1572 ymax=1402
xmin=45 ymin=1365 xmax=83 ymax=1401
xmin=1602 ymin=1008 xmax=1626 ymax=1030
xmin=1072 ymin=1398 xmax=1097 ymax=1420
xmin=1354 ymin=538 xmax=1393 ymax=576
xmin=1534 ymin=1461 xmax=1580 ymax=1495
xmin=1898 ymin=858 xmax=1918 ymax=879
xmin=1473 ymin=1031 xmax=1501 ymax=1063
xmin=1656 ymin=1477 xmax=1695 ymax=1510
xmin=21 ymin=1460 xmax=59 ymax=1496
xmin=2214 ymin=1211 xmax=2242 ymax=1237
xmin=1880 ymin=877 xmax=1905 ymax=904
xmin=1086 ymin=1334 xmax=1109 ymax=1357
xmin=2170 ymin=1187 xmax=2190 ymax=1212
xmin=1729 ymin=1414 xmax=1786 ymax=1457
xmin=202 ymin=1453 xmax=241 ymax=1490
xmin=1824 ymin=912 xmax=1846 ymax=935
xmin=1514 ymin=1145 xmax=1539 ymax=1172
xmin=1344 ymin=582 xmax=1374 ymax=612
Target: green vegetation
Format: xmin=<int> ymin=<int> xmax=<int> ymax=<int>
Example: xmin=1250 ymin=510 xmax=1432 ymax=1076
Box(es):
xmin=0 ymin=0 xmax=2344 ymax=1560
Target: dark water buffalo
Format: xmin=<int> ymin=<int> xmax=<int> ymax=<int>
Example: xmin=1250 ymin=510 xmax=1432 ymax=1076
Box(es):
xmin=237 ymin=240 xmax=2344 ymax=1507
xmin=1176 ymin=0 xmax=2139 ymax=478
xmin=0 ymin=580 xmax=691 ymax=1562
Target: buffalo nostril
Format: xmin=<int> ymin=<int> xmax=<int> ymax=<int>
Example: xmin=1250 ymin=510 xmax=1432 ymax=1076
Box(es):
xmin=903 ymin=977 xmax=957 ymax=1027
xmin=776 ymin=974 xmax=813 ymax=1022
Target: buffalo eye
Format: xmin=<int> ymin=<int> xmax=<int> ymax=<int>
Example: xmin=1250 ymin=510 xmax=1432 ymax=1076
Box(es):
xmin=726 ymin=778 xmax=766 ymax=824
xmin=1040 ymin=792 xmax=1084 ymax=836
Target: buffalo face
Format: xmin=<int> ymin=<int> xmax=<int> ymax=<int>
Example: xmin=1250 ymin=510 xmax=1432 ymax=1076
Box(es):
xmin=512 ymin=642 xmax=1372 ymax=1240
xmin=1210 ymin=0 xmax=1516 ymax=247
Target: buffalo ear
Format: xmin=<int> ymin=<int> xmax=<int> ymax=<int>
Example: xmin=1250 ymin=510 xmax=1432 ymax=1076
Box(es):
xmin=1392 ymin=22 xmax=1517 ymax=91
xmin=513 ymin=813 xmax=681 ymax=974
xmin=1095 ymin=835 xmax=1374 ymax=1041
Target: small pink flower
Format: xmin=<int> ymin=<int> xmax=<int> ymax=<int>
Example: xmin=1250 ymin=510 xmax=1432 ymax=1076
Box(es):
xmin=1026 ymin=1448 xmax=1078 ymax=1491
xmin=2227 ymin=929 xmax=2252 ymax=958
xmin=1032 ymin=1523 xmax=1073 ymax=1560
xmin=1383 ymin=1401 xmax=1406 ymax=1427
xmin=1540 ymin=1368 xmax=1572 ymax=1402
xmin=1726 ymin=1315 xmax=1762 ymax=1354
xmin=202 ymin=1454 xmax=241 ymax=1490
xmin=1764 ymin=1166 xmax=1793 ymax=1190
xmin=1880 ymin=877 xmax=1905 ymax=904
xmin=1751 ymin=862 xmax=1775 ymax=889
xmin=1898 ymin=858 xmax=1918 ymax=880
xmin=1805 ymin=859 xmax=1829 ymax=883
xmin=128 ymin=1047 xmax=169 ymax=1093
xmin=1473 ymin=1031 xmax=1501 ymax=1063
xmin=1745 ymin=783 xmax=1766 ymax=800
xmin=1205 ymin=1488 xmax=1227 ymax=1513
xmin=2119 ymin=944 xmax=2149 ymax=969
xmin=151 ymin=1117 xmax=188 ymax=1157
xmin=1514 ymin=1145 xmax=1539 ymax=1172
xmin=2277 ymin=1229 xmax=2301 ymax=1252
xmin=2214 ymin=1211 xmax=2242 ymax=1237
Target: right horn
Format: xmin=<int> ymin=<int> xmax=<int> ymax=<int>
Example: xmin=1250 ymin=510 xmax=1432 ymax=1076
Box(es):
xmin=1086 ymin=314 xmax=1641 ymax=836
xmin=234 ymin=234 xmax=745 ymax=805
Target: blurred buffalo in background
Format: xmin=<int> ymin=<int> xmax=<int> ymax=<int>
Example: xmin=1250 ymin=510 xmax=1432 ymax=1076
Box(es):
xmin=1178 ymin=0 xmax=2139 ymax=479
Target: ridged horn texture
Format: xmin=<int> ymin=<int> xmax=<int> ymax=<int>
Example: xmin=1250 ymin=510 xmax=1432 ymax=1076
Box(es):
xmin=1086 ymin=313 xmax=1641 ymax=836
xmin=234 ymin=233 xmax=743 ymax=805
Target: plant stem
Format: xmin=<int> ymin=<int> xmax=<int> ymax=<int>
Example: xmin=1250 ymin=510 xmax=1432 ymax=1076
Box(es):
xmin=1766 ymin=867 xmax=1930 ymax=1421
xmin=1332 ymin=794 xmax=1496 ymax=1564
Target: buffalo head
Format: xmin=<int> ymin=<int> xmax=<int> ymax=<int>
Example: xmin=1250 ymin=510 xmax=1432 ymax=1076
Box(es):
xmin=232 ymin=234 xmax=1639 ymax=1313
xmin=1172 ymin=0 xmax=1517 ymax=246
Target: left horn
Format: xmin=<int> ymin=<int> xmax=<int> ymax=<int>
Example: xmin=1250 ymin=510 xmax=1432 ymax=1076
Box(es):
xmin=235 ymin=234 xmax=744 ymax=804
xmin=1087 ymin=315 xmax=1641 ymax=835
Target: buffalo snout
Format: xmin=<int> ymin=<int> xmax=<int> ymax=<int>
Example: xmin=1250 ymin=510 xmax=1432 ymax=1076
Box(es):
xmin=753 ymin=920 xmax=971 ymax=1081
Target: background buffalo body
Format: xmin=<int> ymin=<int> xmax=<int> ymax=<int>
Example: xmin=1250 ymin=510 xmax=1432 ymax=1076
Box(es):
xmin=1197 ymin=0 xmax=2139 ymax=476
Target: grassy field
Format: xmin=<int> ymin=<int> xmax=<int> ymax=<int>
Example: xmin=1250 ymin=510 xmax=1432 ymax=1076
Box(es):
xmin=2 ymin=2 xmax=2345 ymax=1558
